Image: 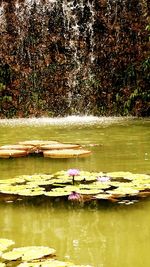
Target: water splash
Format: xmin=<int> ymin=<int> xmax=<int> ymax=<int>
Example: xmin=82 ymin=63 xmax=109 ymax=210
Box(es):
xmin=0 ymin=116 xmax=130 ymax=127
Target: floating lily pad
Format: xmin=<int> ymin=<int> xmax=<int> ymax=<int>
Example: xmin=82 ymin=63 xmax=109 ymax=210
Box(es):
xmin=108 ymin=187 xmax=139 ymax=198
xmin=0 ymin=184 xmax=45 ymax=196
xmin=76 ymin=188 xmax=103 ymax=195
xmin=44 ymin=191 xmax=70 ymax=197
xmin=2 ymin=246 xmax=56 ymax=261
xmin=0 ymin=238 xmax=15 ymax=252
xmin=18 ymin=140 xmax=59 ymax=146
xmin=52 ymin=178 xmax=72 ymax=185
xmin=0 ymin=179 xmax=17 ymax=185
xmin=54 ymin=185 xmax=78 ymax=192
xmin=0 ymin=145 xmax=35 ymax=152
xmin=41 ymin=143 xmax=81 ymax=150
xmin=43 ymin=149 xmax=92 ymax=158
xmin=0 ymin=150 xmax=27 ymax=158
xmin=86 ymin=182 xmax=110 ymax=190
xmin=106 ymin=171 xmax=142 ymax=181
xmin=17 ymin=189 xmax=44 ymax=197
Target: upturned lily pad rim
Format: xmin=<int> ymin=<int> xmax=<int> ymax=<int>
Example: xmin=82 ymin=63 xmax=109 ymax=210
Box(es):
xmin=0 ymin=145 xmax=35 ymax=151
xmin=0 ymin=150 xmax=27 ymax=158
xmin=41 ymin=143 xmax=81 ymax=150
xmin=18 ymin=140 xmax=60 ymax=146
xmin=43 ymin=149 xmax=92 ymax=158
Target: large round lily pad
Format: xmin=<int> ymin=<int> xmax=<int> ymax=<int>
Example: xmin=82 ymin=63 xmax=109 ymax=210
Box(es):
xmin=43 ymin=149 xmax=92 ymax=158
xmin=0 ymin=150 xmax=27 ymax=158
xmin=18 ymin=140 xmax=59 ymax=146
xmin=0 ymin=145 xmax=35 ymax=153
xmin=2 ymin=246 xmax=56 ymax=261
xmin=40 ymin=143 xmax=81 ymax=150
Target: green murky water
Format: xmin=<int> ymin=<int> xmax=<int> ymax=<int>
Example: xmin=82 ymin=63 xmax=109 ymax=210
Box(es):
xmin=0 ymin=117 xmax=149 ymax=267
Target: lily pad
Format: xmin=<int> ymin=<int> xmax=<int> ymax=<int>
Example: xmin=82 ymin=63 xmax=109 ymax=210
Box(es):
xmin=17 ymin=189 xmax=44 ymax=196
xmin=0 ymin=150 xmax=27 ymax=158
xmin=52 ymin=178 xmax=72 ymax=185
xmin=106 ymin=171 xmax=133 ymax=178
xmin=84 ymin=182 xmax=110 ymax=190
xmin=0 ymin=145 xmax=34 ymax=152
xmin=76 ymin=188 xmax=103 ymax=195
xmin=43 ymin=149 xmax=92 ymax=158
xmin=108 ymin=187 xmax=139 ymax=198
xmin=44 ymin=191 xmax=70 ymax=197
xmin=41 ymin=143 xmax=81 ymax=150
xmin=18 ymin=140 xmax=59 ymax=146
xmin=2 ymin=246 xmax=56 ymax=261
xmin=0 ymin=238 xmax=15 ymax=252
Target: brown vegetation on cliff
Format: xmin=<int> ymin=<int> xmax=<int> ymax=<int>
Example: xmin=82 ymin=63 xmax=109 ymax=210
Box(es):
xmin=0 ymin=0 xmax=149 ymax=118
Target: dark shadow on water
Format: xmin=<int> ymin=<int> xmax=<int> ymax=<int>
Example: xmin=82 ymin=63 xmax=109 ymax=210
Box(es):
xmin=0 ymin=194 xmax=148 ymax=213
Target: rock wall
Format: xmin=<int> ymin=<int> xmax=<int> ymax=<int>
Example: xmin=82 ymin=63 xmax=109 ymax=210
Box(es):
xmin=0 ymin=0 xmax=149 ymax=118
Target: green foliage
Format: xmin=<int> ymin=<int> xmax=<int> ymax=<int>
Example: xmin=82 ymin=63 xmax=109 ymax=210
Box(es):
xmin=142 ymin=57 xmax=150 ymax=73
xmin=0 ymin=83 xmax=6 ymax=91
xmin=2 ymin=96 xmax=12 ymax=102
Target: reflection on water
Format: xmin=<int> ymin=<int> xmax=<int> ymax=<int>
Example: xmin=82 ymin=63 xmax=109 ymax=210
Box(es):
xmin=0 ymin=117 xmax=150 ymax=267
xmin=1 ymin=200 xmax=150 ymax=267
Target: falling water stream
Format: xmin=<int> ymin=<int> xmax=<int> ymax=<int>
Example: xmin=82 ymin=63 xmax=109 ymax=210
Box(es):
xmin=0 ymin=117 xmax=150 ymax=267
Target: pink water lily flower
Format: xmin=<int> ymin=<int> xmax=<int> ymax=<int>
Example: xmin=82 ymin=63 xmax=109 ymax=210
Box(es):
xmin=67 ymin=169 xmax=80 ymax=185
xmin=67 ymin=169 xmax=80 ymax=177
xmin=68 ymin=191 xmax=81 ymax=201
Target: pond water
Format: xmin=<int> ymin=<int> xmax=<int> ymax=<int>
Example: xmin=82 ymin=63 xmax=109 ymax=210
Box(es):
xmin=0 ymin=116 xmax=149 ymax=267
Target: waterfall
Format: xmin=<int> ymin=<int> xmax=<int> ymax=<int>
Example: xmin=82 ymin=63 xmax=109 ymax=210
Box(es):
xmin=62 ymin=0 xmax=95 ymax=112
xmin=0 ymin=0 xmax=149 ymax=118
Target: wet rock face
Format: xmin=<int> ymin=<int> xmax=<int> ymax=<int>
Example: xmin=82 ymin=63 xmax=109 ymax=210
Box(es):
xmin=0 ymin=0 xmax=149 ymax=118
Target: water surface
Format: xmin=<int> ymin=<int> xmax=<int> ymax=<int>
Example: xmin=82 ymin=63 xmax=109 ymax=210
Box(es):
xmin=0 ymin=116 xmax=149 ymax=267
